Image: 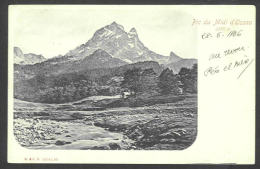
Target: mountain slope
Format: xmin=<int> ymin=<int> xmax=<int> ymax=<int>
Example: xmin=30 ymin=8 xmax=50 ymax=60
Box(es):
xmin=14 ymin=60 xmax=165 ymax=103
xmin=14 ymin=49 xmax=127 ymax=79
xmin=76 ymin=49 xmax=127 ymax=70
xmin=14 ymin=47 xmax=46 ymax=65
xmin=167 ymin=59 xmax=197 ymax=74
xmin=63 ymin=22 xmax=180 ymax=64
xmin=13 ymin=22 xmax=197 ymax=80
xmin=14 ymin=22 xmax=196 ymax=75
xmin=168 ymin=51 xmax=182 ymax=63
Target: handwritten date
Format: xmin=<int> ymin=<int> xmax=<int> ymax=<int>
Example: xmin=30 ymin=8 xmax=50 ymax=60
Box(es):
xmin=202 ymin=30 xmax=242 ymax=39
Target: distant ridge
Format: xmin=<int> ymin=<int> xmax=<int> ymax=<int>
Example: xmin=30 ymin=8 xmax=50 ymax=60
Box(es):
xmin=14 ymin=47 xmax=46 ymax=65
xmin=167 ymin=59 xmax=197 ymax=73
xmin=14 ymin=21 xmax=196 ymax=74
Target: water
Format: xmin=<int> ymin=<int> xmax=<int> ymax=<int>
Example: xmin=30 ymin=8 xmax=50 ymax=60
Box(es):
xmin=13 ymin=96 xmax=134 ymax=149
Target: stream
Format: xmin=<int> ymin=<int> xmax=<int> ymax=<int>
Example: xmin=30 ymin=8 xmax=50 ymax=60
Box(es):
xmin=13 ymin=96 xmax=134 ymax=150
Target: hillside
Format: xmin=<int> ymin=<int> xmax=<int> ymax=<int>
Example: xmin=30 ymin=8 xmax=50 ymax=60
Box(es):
xmin=13 ymin=22 xmax=197 ymax=103
xmin=14 ymin=60 xmax=165 ymax=103
xmin=14 ymin=47 xmax=46 ymax=65
xmin=167 ymin=59 xmax=197 ymax=74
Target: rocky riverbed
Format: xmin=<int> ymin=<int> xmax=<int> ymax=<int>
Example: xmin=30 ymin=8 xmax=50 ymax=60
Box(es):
xmin=14 ymin=113 xmax=134 ymax=150
xmin=13 ymin=95 xmax=197 ymax=150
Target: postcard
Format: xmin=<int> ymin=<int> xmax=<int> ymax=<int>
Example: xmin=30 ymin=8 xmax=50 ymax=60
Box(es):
xmin=8 ymin=5 xmax=255 ymax=164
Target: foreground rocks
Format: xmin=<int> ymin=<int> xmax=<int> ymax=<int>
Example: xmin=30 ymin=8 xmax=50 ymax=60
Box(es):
xmin=13 ymin=117 xmax=133 ymax=149
xmin=13 ymin=95 xmax=197 ymax=150
xmin=90 ymin=106 xmax=197 ymax=150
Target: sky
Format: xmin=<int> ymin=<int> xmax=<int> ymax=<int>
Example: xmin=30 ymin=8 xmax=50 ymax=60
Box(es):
xmin=10 ymin=5 xmax=197 ymax=59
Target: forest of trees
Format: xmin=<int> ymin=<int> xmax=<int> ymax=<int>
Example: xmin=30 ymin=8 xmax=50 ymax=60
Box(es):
xmin=14 ymin=64 xmax=197 ymax=103
xmin=121 ymin=63 xmax=197 ymax=97
xmin=121 ymin=68 xmax=159 ymax=96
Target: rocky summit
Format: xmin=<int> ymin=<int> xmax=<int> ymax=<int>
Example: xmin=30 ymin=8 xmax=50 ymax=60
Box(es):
xmin=14 ymin=22 xmax=196 ymax=73
xmin=64 ymin=21 xmax=181 ymax=64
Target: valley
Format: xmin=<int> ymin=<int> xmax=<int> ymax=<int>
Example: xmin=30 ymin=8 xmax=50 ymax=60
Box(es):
xmin=13 ymin=21 xmax=197 ymax=150
xmin=14 ymin=94 xmax=197 ymax=150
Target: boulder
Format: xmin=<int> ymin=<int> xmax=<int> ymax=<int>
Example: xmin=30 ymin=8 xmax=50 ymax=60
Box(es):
xmin=55 ymin=140 xmax=66 ymax=146
xmin=109 ymin=143 xmax=121 ymax=150
xmin=33 ymin=112 xmax=50 ymax=116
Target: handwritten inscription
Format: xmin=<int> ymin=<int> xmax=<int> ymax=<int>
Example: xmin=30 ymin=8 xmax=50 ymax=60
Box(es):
xmin=202 ymin=30 xmax=243 ymax=39
xmin=193 ymin=18 xmax=253 ymax=79
xmin=204 ymin=56 xmax=252 ymax=77
xmin=209 ymin=46 xmax=245 ymax=61
xmin=224 ymin=46 xmax=245 ymax=56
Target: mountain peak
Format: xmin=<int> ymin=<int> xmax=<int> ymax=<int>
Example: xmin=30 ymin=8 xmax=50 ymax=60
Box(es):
xmin=65 ymin=23 xmax=183 ymax=65
xmin=111 ymin=21 xmax=118 ymax=25
xmin=129 ymin=27 xmax=137 ymax=33
xmin=109 ymin=21 xmax=124 ymax=30
xmin=14 ymin=46 xmax=22 ymax=50
xmin=128 ymin=27 xmax=138 ymax=38
xmin=168 ymin=51 xmax=182 ymax=63
xmin=13 ymin=47 xmax=45 ymax=65
xmin=170 ymin=51 xmax=177 ymax=57
xmin=14 ymin=46 xmax=23 ymax=57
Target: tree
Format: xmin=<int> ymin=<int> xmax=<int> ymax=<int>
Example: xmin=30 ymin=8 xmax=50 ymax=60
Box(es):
xmin=178 ymin=64 xmax=197 ymax=93
xmin=139 ymin=68 xmax=159 ymax=95
xmin=121 ymin=68 xmax=142 ymax=95
xmin=158 ymin=68 xmax=181 ymax=95
xmin=191 ymin=64 xmax=197 ymax=91
xmin=121 ymin=68 xmax=159 ymax=97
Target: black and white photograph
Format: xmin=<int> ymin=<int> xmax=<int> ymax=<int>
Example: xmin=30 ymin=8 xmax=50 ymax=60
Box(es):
xmin=7 ymin=5 xmax=255 ymax=164
xmin=12 ymin=6 xmax=197 ymax=150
